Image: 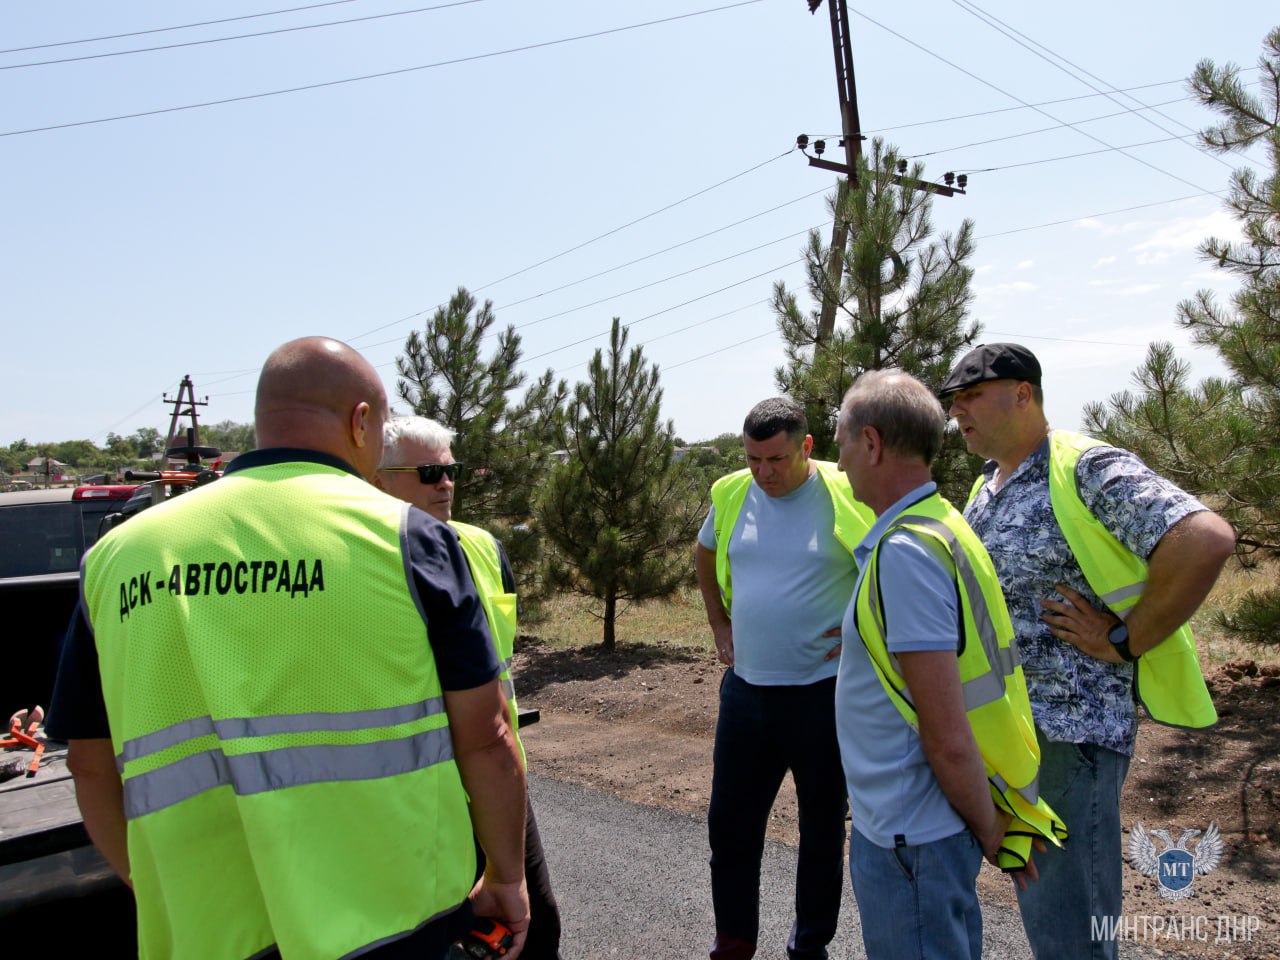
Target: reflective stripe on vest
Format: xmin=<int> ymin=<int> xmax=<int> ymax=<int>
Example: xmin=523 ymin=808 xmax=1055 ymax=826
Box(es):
xmin=709 ymin=460 xmax=873 ymax=614
xmin=118 ymin=699 xmax=454 ymax=818
xmin=83 ymin=462 xmax=476 ymax=960
xmin=853 ymin=493 xmax=1066 ymax=868
xmin=1047 ymin=431 xmax=1215 ymax=728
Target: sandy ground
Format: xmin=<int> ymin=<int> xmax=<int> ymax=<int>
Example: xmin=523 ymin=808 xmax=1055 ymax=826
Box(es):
xmin=514 ymin=638 xmax=1280 ymax=960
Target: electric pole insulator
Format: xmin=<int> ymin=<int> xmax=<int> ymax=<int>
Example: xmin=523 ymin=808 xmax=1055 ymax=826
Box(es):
xmin=944 ymin=171 xmax=956 ymax=187
xmin=957 ymin=173 xmax=969 ymax=189
xmin=814 ymin=139 xmax=826 ymax=156
xmin=797 ymin=134 xmax=810 ymax=150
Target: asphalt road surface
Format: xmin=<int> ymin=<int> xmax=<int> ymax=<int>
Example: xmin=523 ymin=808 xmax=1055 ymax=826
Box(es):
xmin=531 ymin=773 xmax=1155 ymax=959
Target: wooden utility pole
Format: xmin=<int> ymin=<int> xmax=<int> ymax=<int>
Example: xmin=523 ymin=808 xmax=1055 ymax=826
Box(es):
xmin=805 ymin=0 xmax=965 ymax=345
xmin=162 ymin=375 xmax=214 ymax=466
xmin=815 ymin=0 xmax=863 ymax=345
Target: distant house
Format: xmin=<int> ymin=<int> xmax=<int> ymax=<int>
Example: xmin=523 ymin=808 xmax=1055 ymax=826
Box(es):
xmin=25 ymin=456 xmax=68 ymax=473
xmin=23 ymin=456 xmax=71 ymax=485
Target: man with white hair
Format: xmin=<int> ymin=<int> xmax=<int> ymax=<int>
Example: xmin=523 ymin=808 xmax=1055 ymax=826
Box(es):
xmin=377 ymin=415 xmax=562 ymax=960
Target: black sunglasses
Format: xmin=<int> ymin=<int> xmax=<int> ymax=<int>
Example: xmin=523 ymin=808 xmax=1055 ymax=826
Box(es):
xmin=379 ymin=463 xmax=464 ymax=484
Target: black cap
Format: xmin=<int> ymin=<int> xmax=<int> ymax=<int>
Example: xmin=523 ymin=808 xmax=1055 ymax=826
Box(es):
xmin=940 ymin=342 xmax=1041 ymax=396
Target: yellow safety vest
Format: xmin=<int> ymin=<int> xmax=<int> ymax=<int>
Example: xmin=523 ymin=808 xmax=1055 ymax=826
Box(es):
xmin=84 ymin=458 xmax=476 ymax=960
xmin=451 ymin=520 xmax=523 ymax=761
xmin=853 ymin=492 xmax=1067 ymax=870
xmin=968 ymin=432 xmax=1217 ymax=729
xmin=708 ymin=460 xmax=873 ymax=614
xmin=1048 ymin=431 xmax=1217 ymax=728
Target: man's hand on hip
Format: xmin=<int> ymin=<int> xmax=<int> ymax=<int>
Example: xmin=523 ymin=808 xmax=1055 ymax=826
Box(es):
xmin=1040 ymin=584 xmax=1125 ymax=664
xmin=822 ymin=625 xmax=843 ymax=661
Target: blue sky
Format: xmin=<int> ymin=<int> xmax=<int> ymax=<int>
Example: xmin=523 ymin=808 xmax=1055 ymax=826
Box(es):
xmin=3 ymin=0 xmax=1276 ymax=447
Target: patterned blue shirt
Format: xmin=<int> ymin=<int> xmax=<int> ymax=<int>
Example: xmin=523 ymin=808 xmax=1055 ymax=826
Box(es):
xmin=963 ymin=433 xmax=1206 ymax=755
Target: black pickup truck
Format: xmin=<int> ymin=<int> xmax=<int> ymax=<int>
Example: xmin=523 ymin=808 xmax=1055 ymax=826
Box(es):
xmin=0 ymin=485 xmax=135 ymax=927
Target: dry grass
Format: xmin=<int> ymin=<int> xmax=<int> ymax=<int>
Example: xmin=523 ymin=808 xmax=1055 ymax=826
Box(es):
xmin=524 ymin=586 xmax=713 ymax=655
xmin=1193 ymin=554 xmax=1280 ymax=669
xmin=523 ymin=556 xmax=1279 ymax=667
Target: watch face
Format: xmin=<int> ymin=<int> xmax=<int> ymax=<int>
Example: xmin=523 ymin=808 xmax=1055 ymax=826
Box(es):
xmin=1108 ymin=623 xmax=1136 ymax=661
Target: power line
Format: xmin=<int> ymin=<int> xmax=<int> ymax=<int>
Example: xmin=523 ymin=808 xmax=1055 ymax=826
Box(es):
xmin=510 ymin=224 xmax=823 ymax=333
xmin=901 ymin=96 xmax=1188 ymax=160
xmin=843 ymin=79 xmax=1190 ymax=136
xmin=974 ymin=191 xmax=1215 ymax=240
xmin=201 ymin=185 xmax=1223 ymax=412
xmin=0 ymin=0 xmax=369 ymax=54
xmin=90 ymin=390 xmax=172 ymax=443
xmin=0 ymin=1 xmax=766 ymax=138
xmin=494 ymin=188 xmax=829 ymax=313
xmin=847 ymin=5 xmax=1218 ymax=196
xmin=2 ymin=0 xmax=488 ymax=72
xmin=548 ymin=300 xmax=769 ymax=375
xmin=984 ymin=330 xmax=1147 ymax=347
xmin=521 ymin=259 xmax=803 ymax=364
xmin=345 ymin=147 xmax=799 ymax=344
xmin=471 ymin=147 xmax=794 ymax=294
xmin=664 ymin=328 xmax=778 ymax=371
xmin=806 ymin=72 xmax=1259 ymax=140
xmin=948 ymin=0 xmax=1243 ymax=173
xmin=526 ymin=188 xmax=1229 ymax=376
xmin=956 ymin=134 xmax=1204 ymax=175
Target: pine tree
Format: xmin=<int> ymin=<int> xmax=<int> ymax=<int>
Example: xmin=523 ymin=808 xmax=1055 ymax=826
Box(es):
xmin=536 ymin=319 xmax=704 ymax=648
xmin=773 ymin=138 xmax=982 ymax=502
xmin=396 ymin=287 xmax=566 ymax=589
xmin=1084 ymin=28 xmax=1278 ymax=646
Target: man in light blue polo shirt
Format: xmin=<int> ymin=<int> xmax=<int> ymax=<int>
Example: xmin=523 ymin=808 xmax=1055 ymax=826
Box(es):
xmin=695 ymin=397 xmax=872 ymax=960
xmin=834 ymin=370 xmax=1041 ymax=960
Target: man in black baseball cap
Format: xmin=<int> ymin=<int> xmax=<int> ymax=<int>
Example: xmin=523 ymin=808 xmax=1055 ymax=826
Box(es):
xmin=941 ymin=342 xmax=1233 ymax=960
xmin=938 ymin=342 xmax=1041 ymax=397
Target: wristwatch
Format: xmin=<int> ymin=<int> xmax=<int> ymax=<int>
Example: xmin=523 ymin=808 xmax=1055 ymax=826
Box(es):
xmin=1108 ymin=622 xmax=1138 ymax=662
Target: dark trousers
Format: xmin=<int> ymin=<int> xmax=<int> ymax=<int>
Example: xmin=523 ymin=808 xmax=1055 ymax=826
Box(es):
xmin=522 ymin=802 xmax=563 ymax=960
xmin=474 ymin=798 xmax=563 ymax=960
xmin=708 ymin=669 xmax=847 ymax=960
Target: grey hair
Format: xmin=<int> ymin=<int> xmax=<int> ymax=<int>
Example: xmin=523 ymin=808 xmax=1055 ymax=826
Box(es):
xmin=838 ymin=370 xmax=946 ymax=465
xmin=381 ymin=415 xmax=456 ymax=465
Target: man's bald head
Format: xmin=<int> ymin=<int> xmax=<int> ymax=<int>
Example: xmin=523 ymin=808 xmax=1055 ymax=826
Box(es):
xmin=254 ymin=337 xmax=388 ymax=479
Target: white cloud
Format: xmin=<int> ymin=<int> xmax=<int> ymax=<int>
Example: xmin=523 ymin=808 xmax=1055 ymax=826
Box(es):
xmin=1130 ymin=210 xmax=1242 ymax=260
xmin=977 ymin=281 xmax=1038 ymax=295
xmin=1017 ymin=259 xmax=1034 ymax=269
xmin=1093 ymin=255 xmax=1117 ymax=268
xmin=1116 ymin=283 xmax=1162 ymax=296
xmin=975 ymin=263 xmax=995 ymax=274
xmin=1075 ymin=218 xmax=1105 ymax=231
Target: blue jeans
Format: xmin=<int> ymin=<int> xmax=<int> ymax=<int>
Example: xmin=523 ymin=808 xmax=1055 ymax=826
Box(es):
xmin=850 ymin=827 xmax=983 ymax=960
xmin=708 ymin=670 xmax=847 ymax=960
xmin=1016 ymin=732 xmax=1131 ymax=960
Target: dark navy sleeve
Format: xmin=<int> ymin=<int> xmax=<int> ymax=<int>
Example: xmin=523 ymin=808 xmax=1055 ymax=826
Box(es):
xmin=45 ymin=601 xmax=111 ymax=741
xmin=495 ymin=539 xmax=517 ymax=594
xmin=404 ymin=506 xmax=501 ymax=691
